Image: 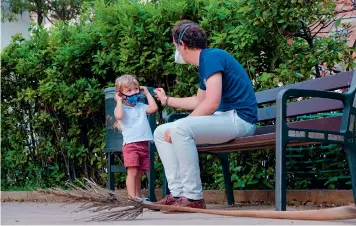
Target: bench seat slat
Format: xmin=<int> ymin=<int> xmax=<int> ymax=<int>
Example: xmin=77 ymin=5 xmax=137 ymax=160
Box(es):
xmin=197 ymin=116 xmax=342 ymax=152
xmin=198 ymin=134 xmax=317 ymax=152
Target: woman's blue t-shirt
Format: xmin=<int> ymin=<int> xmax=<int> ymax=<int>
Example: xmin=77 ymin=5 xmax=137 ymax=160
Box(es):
xmin=198 ymin=48 xmax=258 ymax=124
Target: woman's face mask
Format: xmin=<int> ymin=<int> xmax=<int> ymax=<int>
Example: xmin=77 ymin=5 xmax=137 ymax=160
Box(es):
xmin=174 ymin=48 xmax=186 ymax=64
xmin=174 ymin=24 xmax=193 ymax=65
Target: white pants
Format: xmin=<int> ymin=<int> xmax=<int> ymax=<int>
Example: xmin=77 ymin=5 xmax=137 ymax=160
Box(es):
xmin=153 ymin=110 xmax=256 ymax=200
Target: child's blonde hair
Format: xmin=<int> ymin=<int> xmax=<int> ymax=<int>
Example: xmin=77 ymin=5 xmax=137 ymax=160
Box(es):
xmin=115 ymin=74 xmax=139 ymax=92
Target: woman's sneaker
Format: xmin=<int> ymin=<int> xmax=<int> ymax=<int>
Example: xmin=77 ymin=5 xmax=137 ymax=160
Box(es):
xmin=172 ymin=196 xmax=206 ymax=209
xmin=147 ymin=194 xmax=178 ymax=211
xmin=160 ymin=196 xmax=206 ymax=213
xmin=154 ymin=194 xmax=178 ymax=205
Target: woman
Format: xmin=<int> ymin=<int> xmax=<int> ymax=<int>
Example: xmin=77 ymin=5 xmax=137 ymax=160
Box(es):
xmin=153 ymin=20 xmax=258 ymax=209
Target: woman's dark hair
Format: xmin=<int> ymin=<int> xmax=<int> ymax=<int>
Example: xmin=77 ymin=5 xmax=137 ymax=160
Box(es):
xmin=171 ymin=20 xmax=207 ymax=49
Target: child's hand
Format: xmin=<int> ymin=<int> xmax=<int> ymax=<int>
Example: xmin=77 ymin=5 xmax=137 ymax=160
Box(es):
xmin=140 ymin=86 xmax=149 ymax=95
xmin=114 ymin=92 xmax=123 ymax=102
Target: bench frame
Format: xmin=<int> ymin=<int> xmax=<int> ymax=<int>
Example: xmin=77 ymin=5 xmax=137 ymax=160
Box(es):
xmin=159 ymin=70 xmax=356 ymax=211
xmin=105 ymin=71 xmax=356 ymax=210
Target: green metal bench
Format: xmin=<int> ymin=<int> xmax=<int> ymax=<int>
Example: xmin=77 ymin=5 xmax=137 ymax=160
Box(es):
xmin=159 ymin=70 xmax=356 ymax=211
xmin=104 ymin=87 xmax=157 ymax=201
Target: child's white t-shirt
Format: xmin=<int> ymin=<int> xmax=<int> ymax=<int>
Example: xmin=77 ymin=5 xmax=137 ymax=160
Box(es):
xmin=116 ymin=102 xmax=153 ymax=145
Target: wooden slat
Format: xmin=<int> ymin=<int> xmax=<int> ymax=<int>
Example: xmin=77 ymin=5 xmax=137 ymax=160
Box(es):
xmin=197 ymin=116 xmax=342 ymax=152
xmin=255 ymin=116 xmax=342 ymax=135
xmin=255 ymin=71 xmax=353 ymax=105
xmin=197 ymin=133 xmax=317 ymax=152
xmin=258 ymin=98 xmax=343 ymax=121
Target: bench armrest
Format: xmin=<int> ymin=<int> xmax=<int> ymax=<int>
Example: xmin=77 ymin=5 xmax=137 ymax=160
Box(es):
xmin=165 ymin=113 xmax=189 ymax=123
xmin=276 ymin=88 xmax=346 ymax=122
xmin=276 ymin=88 xmax=347 ymax=143
xmin=277 ymin=88 xmax=346 ymax=102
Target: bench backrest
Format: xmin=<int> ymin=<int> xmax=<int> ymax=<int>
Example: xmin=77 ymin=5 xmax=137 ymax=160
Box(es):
xmin=256 ymin=71 xmax=355 ymax=123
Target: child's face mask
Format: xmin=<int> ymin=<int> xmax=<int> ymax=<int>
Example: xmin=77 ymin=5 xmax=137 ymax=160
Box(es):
xmin=120 ymin=92 xmax=142 ymax=105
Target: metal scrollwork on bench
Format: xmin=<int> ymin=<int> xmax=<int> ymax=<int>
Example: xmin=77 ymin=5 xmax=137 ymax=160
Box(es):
xmin=288 ymin=130 xmax=344 ymax=142
xmin=328 ymin=134 xmax=344 ymax=142
xmin=288 ymin=130 xmax=305 ymax=138
xmin=349 ymin=114 xmax=355 ymax=132
xmin=308 ymin=132 xmax=325 ymax=139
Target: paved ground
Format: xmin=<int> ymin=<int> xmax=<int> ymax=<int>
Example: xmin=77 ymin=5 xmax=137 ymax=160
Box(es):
xmin=1 ymin=202 xmax=356 ymax=225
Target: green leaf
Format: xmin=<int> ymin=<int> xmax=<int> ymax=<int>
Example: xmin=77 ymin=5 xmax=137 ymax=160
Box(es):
xmin=335 ymin=18 xmax=342 ymax=27
xmin=237 ymin=181 xmax=245 ymax=188
xmin=277 ymin=19 xmax=284 ymax=23
xmin=294 ymin=72 xmax=303 ymax=77
xmin=237 ymin=6 xmax=249 ymax=13
xmin=247 ymin=180 xmax=258 ymax=185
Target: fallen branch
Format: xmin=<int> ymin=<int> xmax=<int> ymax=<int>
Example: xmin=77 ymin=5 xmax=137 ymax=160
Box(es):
xmin=40 ymin=179 xmax=356 ymax=222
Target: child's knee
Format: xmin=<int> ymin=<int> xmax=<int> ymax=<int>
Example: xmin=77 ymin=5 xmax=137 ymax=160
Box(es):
xmin=127 ymin=167 xmax=139 ymax=177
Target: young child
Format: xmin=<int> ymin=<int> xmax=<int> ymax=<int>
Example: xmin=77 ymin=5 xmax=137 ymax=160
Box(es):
xmin=114 ymin=74 xmax=158 ymax=199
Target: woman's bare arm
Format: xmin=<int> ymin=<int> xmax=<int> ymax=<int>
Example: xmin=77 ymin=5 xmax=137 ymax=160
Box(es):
xmin=164 ymin=88 xmax=206 ymax=110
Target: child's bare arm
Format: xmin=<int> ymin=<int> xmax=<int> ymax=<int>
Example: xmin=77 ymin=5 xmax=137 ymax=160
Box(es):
xmin=114 ymin=92 xmax=124 ymax=120
xmin=141 ymin=86 xmax=158 ymax=114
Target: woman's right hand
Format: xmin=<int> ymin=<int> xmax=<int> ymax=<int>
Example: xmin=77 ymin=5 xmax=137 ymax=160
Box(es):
xmin=154 ymin=88 xmax=168 ymax=105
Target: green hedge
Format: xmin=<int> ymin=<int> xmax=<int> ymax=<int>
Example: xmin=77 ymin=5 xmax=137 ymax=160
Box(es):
xmin=1 ymin=0 xmax=354 ymax=190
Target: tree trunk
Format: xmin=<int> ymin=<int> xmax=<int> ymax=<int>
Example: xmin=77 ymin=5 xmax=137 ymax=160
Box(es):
xmin=28 ymin=107 xmax=37 ymax=162
xmin=37 ymin=11 xmax=43 ymax=25
xmin=305 ymin=37 xmax=321 ymax=78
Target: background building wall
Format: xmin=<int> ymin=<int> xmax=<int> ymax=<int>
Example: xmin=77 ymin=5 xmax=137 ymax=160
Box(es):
xmin=1 ymin=12 xmax=31 ymax=49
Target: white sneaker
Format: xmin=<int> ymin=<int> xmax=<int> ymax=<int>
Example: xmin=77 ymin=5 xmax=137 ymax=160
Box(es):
xmin=134 ymin=197 xmax=152 ymax=204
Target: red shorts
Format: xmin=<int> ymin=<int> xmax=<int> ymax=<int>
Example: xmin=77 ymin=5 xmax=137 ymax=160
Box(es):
xmin=122 ymin=141 xmax=150 ymax=171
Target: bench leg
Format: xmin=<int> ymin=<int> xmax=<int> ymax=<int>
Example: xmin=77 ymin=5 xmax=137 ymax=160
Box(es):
xmin=162 ymin=171 xmax=170 ymax=197
xmin=345 ymin=144 xmax=356 ymax=204
xmin=107 ymin=152 xmax=115 ymax=191
xmin=148 ymin=143 xmax=157 ymax=202
xmin=275 ymin=140 xmax=287 ymax=211
xmin=216 ymin=153 xmax=235 ymax=206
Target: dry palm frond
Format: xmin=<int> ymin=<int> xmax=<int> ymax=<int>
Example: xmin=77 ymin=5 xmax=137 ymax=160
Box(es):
xmin=41 ymin=178 xmax=144 ymax=221
xmin=42 ymin=179 xmax=356 ymax=222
